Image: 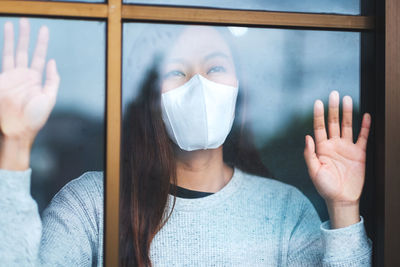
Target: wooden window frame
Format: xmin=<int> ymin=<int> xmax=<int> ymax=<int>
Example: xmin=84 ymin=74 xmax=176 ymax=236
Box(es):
xmin=1 ymin=0 xmax=397 ymax=266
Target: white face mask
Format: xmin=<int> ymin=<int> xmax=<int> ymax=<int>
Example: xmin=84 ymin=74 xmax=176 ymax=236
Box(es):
xmin=161 ymin=74 xmax=239 ymax=151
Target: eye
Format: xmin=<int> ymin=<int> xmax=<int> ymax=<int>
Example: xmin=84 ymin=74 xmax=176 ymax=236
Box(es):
xmin=207 ymin=66 xmax=226 ymax=74
xmin=164 ymin=70 xmax=186 ymax=79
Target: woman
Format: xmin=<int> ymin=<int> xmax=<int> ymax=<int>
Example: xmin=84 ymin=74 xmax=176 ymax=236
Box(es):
xmin=0 ymin=19 xmax=372 ymax=266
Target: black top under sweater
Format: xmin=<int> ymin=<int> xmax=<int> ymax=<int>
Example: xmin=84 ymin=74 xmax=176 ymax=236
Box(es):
xmin=172 ymin=185 xmax=213 ymax=199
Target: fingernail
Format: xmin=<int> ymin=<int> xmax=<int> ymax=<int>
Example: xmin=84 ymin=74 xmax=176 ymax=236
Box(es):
xmin=5 ymin=21 xmax=13 ymax=31
xmin=329 ymin=91 xmax=339 ymax=106
xmin=314 ymin=100 xmax=323 ymax=107
xmin=40 ymin=26 xmax=49 ymax=37
xmin=20 ymin=18 xmax=28 ymax=25
xmin=343 ymin=95 xmax=352 ymax=102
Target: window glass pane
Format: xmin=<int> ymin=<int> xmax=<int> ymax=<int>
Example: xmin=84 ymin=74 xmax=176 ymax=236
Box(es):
xmin=123 ymin=0 xmax=360 ymax=15
xmin=121 ymin=23 xmax=362 ymax=264
xmin=0 ymin=17 xmax=105 ymax=213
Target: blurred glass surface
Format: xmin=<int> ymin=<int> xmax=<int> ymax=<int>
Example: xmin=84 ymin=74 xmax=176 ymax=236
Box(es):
xmin=0 ymin=17 xmax=105 ymax=213
xmin=122 ymin=23 xmax=360 ymax=221
xmin=123 ymin=0 xmax=360 ymax=15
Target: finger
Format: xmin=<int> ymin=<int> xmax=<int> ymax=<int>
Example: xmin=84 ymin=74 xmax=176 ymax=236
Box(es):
xmin=304 ymin=135 xmax=321 ymax=179
xmin=313 ymin=100 xmax=327 ymax=144
xmin=31 ymin=26 xmax=49 ymax=75
xmin=341 ymin=95 xmax=353 ymax=141
xmin=328 ymin=90 xmax=340 ymax=138
xmin=42 ymin=59 xmax=60 ymax=106
xmin=16 ymin=18 xmax=30 ymax=68
xmin=356 ymin=113 xmax=371 ymax=151
xmin=2 ymin=21 xmax=15 ymax=72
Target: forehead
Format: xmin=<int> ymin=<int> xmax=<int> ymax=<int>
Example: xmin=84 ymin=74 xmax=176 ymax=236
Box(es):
xmin=166 ymin=26 xmax=233 ymax=60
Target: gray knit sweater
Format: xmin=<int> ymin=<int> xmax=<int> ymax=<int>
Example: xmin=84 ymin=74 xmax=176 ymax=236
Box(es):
xmin=0 ymin=167 xmax=372 ymax=266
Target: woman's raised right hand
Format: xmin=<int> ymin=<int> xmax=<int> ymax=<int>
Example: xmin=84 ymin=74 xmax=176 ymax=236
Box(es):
xmin=0 ymin=18 xmax=60 ymax=170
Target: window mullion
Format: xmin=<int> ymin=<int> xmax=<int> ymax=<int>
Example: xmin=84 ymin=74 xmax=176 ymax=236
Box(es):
xmin=105 ymin=0 xmax=122 ymax=266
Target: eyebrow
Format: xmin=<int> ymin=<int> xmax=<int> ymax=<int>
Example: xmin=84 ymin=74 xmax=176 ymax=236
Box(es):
xmin=164 ymin=57 xmax=187 ymax=66
xmin=164 ymin=51 xmax=230 ymax=65
xmin=204 ymin=51 xmax=230 ymax=62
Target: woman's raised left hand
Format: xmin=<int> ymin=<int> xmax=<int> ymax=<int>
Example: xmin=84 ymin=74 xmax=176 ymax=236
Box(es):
xmin=304 ymin=91 xmax=371 ymax=228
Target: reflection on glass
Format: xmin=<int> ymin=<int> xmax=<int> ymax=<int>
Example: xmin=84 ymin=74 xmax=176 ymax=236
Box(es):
xmin=121 ymin=23 xmax=364 ymax=265
xmin=124 ymin=0 xmax=360 ymax=15
xmin=0 ymin=17 xmax=105 ymax=212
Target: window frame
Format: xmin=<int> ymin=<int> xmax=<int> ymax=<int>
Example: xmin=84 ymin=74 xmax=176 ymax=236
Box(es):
xmin=1 ymin=0 xmax=395 ymax=266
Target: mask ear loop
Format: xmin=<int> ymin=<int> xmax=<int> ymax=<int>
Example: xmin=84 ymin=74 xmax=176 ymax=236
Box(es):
xmin=237 ymin=82 xmax=247 ymax=140
xmin=224 ymin=81 xmax=239 ymax=147
xmin=230 ymin=81 xmax=240 ymax=123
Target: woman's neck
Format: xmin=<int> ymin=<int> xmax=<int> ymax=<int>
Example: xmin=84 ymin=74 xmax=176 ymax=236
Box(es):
xmin=174 ymin=146 xmax=233 ymax=193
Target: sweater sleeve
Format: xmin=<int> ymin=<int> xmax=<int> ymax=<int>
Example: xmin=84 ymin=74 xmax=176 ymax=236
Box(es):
xmin=286 ymin=188 xmax=372 ymax=267
xmin=38 ymin=172 xmax=102 ymax=266
xmin=0 ymin=169 xmax=101 ymax=267
xmin=0 ymin=168 xmax=41 ymax=267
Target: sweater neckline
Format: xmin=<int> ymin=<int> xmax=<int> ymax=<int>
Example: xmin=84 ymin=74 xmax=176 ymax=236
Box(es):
xmin=167 ymin=167 xmax=244 ymax=212
xmin=172 ymin=185 xmax=214 ymax=199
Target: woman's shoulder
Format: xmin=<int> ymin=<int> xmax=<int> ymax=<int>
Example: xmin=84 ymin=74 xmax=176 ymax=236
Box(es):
xmin=236 ymin=168 xmax=311 ymax=207
xmin=237 ymin=168 xmax=299 ymax=194
xmin=48 ymin=171 xmax=104 ymax=213
xmin=62 ymin=170 xmax=104 ymax=194
xmin=236 ymin=168 xmax=320 ymax=225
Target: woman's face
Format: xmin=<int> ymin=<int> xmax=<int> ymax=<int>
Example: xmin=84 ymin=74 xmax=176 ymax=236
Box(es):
xmin=160 ymin=26 xmax=238 ymax=93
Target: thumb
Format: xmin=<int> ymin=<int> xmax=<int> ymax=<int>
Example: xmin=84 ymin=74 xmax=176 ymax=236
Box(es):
xmin=303 ymin=135 xmax=321 ymax=179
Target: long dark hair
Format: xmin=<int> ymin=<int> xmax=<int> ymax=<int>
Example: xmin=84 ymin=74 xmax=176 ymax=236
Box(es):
xmin=120 ymin=25 xmax=271 ymax=266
